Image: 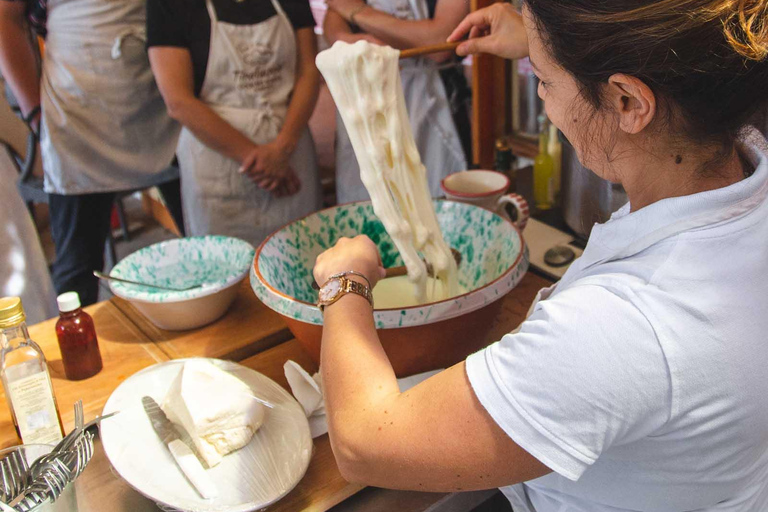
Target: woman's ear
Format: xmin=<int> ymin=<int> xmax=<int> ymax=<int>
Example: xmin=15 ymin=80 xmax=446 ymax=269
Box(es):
xmin=606 ymin=74 xmax=656 ymax=135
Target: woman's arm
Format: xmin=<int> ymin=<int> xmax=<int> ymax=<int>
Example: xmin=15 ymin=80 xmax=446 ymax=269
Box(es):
xmin=273 ymin=27 xmax=319 ymax=157
xmin=326 ymin=0 xmax=468 ymax=50
xmin=323 ymin=8 xmax=384 ymax=46
xmin=313 ymin=237 xmax=551 ymax=491
xmin=323 ymin=8 xmax=353 ymax=45
xmin=148 ymin=47 xmax=292 ymax=193
xmin=238 ymin=27 xmax=320 ymax=195
xmin=148 ymin=47 xmax=258 ymax=166
xmin=0 ymin=2 xmax=41 ymax=128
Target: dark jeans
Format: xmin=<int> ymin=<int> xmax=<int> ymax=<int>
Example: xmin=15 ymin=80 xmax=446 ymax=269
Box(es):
xmin=48 ymin=179 xmax=184 ymax=307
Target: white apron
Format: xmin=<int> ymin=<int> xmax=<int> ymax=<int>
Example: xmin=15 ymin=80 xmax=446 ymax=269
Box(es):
xmin=176 ymin=0 xmax=321 ymax=246
xmin=41 ymin=0 xmax=180 ymax=194
xmin=335 ymin=0 xmax=467 ymax=204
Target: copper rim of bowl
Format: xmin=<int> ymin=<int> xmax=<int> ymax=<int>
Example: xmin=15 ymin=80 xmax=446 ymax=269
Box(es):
xmin=440 ymin=170 xmax=511 ymax=199
xmin=252 ymin=199 xmax=526 ymax=314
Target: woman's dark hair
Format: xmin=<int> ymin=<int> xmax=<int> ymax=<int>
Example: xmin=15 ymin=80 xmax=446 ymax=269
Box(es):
xmin=524 ymin=0 xmax=768 ymax=151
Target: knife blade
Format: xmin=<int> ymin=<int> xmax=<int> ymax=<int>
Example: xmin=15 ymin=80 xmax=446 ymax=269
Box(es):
xmin=142 ymin=396 xmax=218 ymax=499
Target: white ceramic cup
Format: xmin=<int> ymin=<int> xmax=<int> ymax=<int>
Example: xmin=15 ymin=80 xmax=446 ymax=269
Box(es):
xmin=441 ymin=170 xmax=529 ymax=231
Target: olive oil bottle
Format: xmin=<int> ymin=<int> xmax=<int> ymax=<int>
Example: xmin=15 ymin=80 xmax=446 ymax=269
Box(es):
xmin=0 ymin=297 xmax=63 ymax=444
xmin=534 ymin=115 xmax=555 ymax=210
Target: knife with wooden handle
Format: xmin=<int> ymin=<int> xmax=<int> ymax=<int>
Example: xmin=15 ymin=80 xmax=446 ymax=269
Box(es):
xmin=142 ymin=396 xmax=218 ymax=500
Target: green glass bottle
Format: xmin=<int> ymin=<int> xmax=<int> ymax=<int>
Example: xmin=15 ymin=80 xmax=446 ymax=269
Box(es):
xmin=534 ymin=115 xmax=554 ymax=210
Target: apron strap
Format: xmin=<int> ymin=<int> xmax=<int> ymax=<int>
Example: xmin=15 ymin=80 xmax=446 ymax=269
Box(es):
xmin=205 ymin=0 xmax=219 ymax=24
xmin=268 ymin=0 xmax=290 ymax=21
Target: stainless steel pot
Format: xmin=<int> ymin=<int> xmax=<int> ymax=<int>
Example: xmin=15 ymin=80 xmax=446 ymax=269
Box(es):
xmin=561 ymin=137 xmax=628 ymax=239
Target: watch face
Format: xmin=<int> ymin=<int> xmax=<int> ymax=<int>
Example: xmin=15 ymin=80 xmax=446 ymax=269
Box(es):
xmin=319 ymin=279 xmax=342 ymax=302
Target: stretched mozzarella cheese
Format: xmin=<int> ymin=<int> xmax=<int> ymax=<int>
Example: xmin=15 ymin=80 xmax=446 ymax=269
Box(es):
xmin=316 ymin=41 xmax=459 ymax=303
xmin=161 ymin=360 xmax=266 ymax=467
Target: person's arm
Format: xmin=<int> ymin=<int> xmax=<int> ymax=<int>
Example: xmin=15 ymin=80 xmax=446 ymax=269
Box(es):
xmin=148 ymin=47 xmax=255 ymax=165
xmin=312 ymin=237 xmax=552 ymax=490
xmin=148 ymin=47 xmax=295 ymax=194
xmin=257 ymin=27 xmax=319 ymax=168
xmin=326 ymin=0 xmax=468 ymax=51
xmin=238 ymin=28 xmax=321 ymax=195
xmin=323 ymin=8 xmax=384 ymax=46
xmin=0 ymin=2 xmax=41 ymax=128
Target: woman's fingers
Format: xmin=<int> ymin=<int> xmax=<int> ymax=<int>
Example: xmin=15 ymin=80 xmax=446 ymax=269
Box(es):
xmin=239 ymin=152 xmax=258 ymax=176
xmin=447 ymin=8 xmax=491 ymax=43
xmin=451 ymin=4 xmax=529 ymax=59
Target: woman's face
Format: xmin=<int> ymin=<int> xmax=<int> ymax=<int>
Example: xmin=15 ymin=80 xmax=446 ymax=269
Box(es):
xmin=522 ymin=7 xmax=620 ymax=181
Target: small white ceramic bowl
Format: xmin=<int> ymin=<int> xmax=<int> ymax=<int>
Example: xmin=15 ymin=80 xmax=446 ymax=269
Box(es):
xmin=109 ymin=236 xmax=254 ymax=331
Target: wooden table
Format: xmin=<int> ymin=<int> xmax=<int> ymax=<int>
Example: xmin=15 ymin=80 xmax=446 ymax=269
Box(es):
xmin=0 ymin=300 xmax=168 ymax=449
xmin=111 ymin=279 xmax=293 ymax=362
xmin=0 ymin=271 xmax=551 ymax=511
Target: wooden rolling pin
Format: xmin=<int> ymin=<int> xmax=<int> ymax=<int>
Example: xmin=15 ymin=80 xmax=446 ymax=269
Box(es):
xmin=399 ymin=41 xmax=461 ymax=59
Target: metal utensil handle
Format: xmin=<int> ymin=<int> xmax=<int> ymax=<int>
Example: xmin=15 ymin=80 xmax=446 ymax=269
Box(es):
xmin=93 ymin=271 xmax=189 ymax=292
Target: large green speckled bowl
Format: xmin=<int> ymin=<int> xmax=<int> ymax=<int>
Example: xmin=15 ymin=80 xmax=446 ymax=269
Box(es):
xmin=251 ymin=200 xmax=528 ymax=376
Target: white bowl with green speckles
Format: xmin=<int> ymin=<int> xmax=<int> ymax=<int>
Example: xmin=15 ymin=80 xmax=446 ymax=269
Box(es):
xmin=251 ymin=201 xmax=528 ymax=376
xmin=110 ymin=236 xmax=255 ymax=330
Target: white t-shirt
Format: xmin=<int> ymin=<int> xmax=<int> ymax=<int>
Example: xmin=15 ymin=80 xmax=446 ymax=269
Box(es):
xmin=466 ymin=127 xmax=768 ymax=512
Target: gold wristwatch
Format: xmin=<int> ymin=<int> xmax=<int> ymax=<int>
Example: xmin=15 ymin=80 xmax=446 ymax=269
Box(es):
xmin=317 ymin=272 xmax=374 ymax=312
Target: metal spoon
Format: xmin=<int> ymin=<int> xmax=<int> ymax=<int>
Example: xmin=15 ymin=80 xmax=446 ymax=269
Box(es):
xmin=93 ymin=271 xmax=201 ymax=292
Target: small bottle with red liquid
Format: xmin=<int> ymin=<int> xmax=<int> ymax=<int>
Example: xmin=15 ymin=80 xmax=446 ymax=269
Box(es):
xmin=55 ymin=292 xmax=103 ymax=380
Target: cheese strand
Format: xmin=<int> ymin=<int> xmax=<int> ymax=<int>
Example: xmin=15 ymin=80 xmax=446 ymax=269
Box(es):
xmin=317 ymin=41 xmax=459 ymax=303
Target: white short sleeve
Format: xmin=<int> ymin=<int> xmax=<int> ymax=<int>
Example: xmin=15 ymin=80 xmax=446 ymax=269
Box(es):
xmin=466 ymin=284 xmax=671 ymax=481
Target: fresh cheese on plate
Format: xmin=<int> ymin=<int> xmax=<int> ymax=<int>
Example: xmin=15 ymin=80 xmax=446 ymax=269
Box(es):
xmin=161 ymin=360 xmax=266 ymax=467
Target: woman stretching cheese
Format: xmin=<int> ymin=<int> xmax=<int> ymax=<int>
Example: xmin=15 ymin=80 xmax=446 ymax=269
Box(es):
xmin=312 ymin=1 xmax=768 ymax=510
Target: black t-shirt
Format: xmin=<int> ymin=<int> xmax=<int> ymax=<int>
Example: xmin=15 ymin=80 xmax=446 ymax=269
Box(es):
xmin=146 ymin=0 xmax=315 ymax=95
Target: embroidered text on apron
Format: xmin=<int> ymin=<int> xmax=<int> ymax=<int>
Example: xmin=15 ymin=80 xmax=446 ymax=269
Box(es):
xmin=41 ymin=0 xmax=180 ymax=194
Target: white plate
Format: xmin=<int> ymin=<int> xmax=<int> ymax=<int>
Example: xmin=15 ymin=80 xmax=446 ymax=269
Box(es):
xmin=100 ymin=359 xmax=313 ymax=512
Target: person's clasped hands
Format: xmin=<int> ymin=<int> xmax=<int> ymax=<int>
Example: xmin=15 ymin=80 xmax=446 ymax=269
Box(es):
xmin=447 ymin=3 xmax=528 ymax=60
xmin=239 ymin=141 xmax=302 ymax=198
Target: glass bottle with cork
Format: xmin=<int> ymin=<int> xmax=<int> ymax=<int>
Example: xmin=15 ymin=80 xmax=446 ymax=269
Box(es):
xmin=55 ymin=292 xmax=103 ymax=381
xmin=0 ymin=297 xmax=63 ymax=445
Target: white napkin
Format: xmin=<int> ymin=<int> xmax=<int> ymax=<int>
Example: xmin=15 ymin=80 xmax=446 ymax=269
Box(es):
xmin=283 ymin=361 xmax=441 ymax=438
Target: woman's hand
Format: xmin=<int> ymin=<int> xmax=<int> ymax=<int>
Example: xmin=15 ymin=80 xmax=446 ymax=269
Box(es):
xmin=447 ymin=4 xmax=528 ymax=60
xmin=314 ymin=236 xmax=387 ymax=288
xmin=326 ymin=0 xmax=367 ymax=23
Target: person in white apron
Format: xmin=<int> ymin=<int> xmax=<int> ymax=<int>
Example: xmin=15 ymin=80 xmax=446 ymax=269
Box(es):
xmin=323 ymin=0 xmax=470 ymax=204
xmin=0 ymin=0 xmax=183 ymax=306
xmin=147 ymin=0 xmax=322 ymax=247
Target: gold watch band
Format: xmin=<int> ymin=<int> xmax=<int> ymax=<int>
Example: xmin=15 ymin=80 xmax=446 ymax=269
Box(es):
xmin=317 ymin=275 xmax=374 ymax=312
